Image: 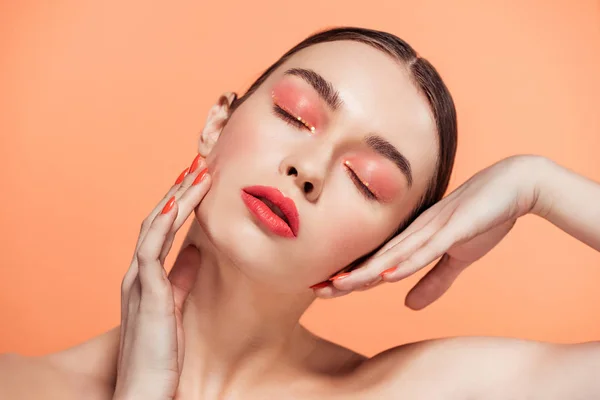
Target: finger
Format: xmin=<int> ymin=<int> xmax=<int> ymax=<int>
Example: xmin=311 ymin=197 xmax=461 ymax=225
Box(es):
xmin=119 ymin=276 xmax=141 ymax=373
xmin=134 ymin=156 xmax=205 ymax=291
xmin=134 ymin=154 xmax=205 ymax=254
xmin=156 ymin=159 xmax=208 ymax=264
xmin=404 ymin=254 xmax=469 ymax=310
xmin=316 ymin=287 xmax=352 ymax=299
xmin=122 ymin=161 xmax=198 ymax=297
xmin=381 ymin=203 xmax=512 ymax=288
xmin=134 ymin=166 xmax=190 ymax=253
xmin=119 ymin=263 xmax=144 ymax=373
xmin=168 ymin=244 xmax=202 ymax=311
xmin=311 ymin=282 xmax=352 ymax=299
xmin=159 ymin=170 xmax=211 ymax=264
xmin=329 ymin=200 xmax=460 ymax=292
xmin=172 ymin=168 xmax=210 ymax=229
xmin=137 ymin=197 xmax=179 ymax=303
xmin=334 ymin=202 xmax=470 ymax=292
xmin=175 ymin=309 xmax=185 ymax=373
xmin=354 ymin=276 xmax=384 ymax=292
xmin=372 ymin=189 xmax=462 ymax=257
xmin=330 ymin=220 xmax=445 ymax=291
xmin=380 ymin=223 xmax=462 ymax=284
xmin=373 ymin=203 xmax=441 ymax=256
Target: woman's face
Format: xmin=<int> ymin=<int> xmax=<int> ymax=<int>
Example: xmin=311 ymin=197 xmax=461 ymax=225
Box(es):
xmin=195 ymin=41 xmax=438 ymax=291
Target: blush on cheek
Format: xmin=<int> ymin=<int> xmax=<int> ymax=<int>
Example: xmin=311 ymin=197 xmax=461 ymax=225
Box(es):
xmin=344 ymin=155 xmax=404 ymax=202
xmin=272 ymin=80 xmax=323 ymax=129
xmin=218 ymin=114 xmax=265 ymax=153
xmin=323 ymin=218 xmax=383 ymax=271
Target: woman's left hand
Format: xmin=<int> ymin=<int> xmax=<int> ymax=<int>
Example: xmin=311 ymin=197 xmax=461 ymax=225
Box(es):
xmin=316 ymin=155 xmax=546 ymax=308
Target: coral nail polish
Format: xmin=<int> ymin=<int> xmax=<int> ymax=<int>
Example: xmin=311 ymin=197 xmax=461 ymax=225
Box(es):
xmin=192 ymin=168 xmax=208 ymax=185
xmin=161 ymin=196 xmax=176 ymax=214
xmin=174 ymin=168 xmax=189 ymax=185
xmin=380 ymin=267 xmax=397 ymax=277
xmin=329 ymin=272 xmax=351 ymax=281
xmin=310 ymin=282 xmax=329 ymax=289
xmin=189 ymin=154 xmax=203 ymax=173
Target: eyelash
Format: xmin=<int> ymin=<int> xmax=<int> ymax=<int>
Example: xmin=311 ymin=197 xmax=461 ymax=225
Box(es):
xmin=345 ymin=167 xmax=377 ymax=200
xmin=272 ymin=103 xmax=377 ymax=201
xmin=272 ymin=104 xmax=308 ymax=130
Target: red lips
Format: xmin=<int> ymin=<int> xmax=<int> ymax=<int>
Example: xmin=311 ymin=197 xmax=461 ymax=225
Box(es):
xmin=241 ymin=185 xmax=300 ymax=238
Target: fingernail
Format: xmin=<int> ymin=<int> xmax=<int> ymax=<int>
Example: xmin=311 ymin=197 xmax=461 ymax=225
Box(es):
xmin=192 ymin=168 xmax=208 ymax=185
xmin=161 ymin=196 xmax=176 ymax=214
xmin=329 ymin=272 xmax=351 ymax=281
xmin=310 ymin=282 xmax=329 ymax=289
xmin=189 ymin=154 xmax=203 ymax=173
xmin=174 ymin=167 xmax=189 ymax=185
xmin=380 ymin=267 xmax=397 ymax=277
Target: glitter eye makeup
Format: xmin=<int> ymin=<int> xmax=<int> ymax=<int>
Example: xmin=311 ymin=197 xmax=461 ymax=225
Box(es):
xmin=271 ymin=80 xmax=323 ymax=132
xmin=342 ymin=155 xmax=404 ymax=203
xmin=271 ymin=92 xmax=316 ymax=133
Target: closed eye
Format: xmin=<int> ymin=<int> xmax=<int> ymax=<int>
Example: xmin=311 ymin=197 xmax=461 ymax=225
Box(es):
xmin=272 ymin=104 xmax=311 ymax=131
xmin=344 ymin=166 xmax=377 ymax=200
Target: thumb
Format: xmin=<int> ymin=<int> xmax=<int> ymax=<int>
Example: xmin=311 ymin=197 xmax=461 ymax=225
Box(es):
xmin=168 ymin=244 xmax=201 ymax=311
xmin=405 ymin=254 xmax=469 ymax=310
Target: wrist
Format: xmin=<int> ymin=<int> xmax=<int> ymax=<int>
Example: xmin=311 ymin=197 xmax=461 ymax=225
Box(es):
xmin=503 ymin=155 xmax=556 ymax=217
xmin=525 ymin=155 xmax=558 ymax=218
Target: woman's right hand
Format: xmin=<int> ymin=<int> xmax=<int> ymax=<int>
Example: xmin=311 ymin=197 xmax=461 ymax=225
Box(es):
xmin=113 ymin=154 xmax=211 ymax=400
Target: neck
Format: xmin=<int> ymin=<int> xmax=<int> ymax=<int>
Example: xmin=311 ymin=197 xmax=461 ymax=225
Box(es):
xmin=177 ymin=220 xmax=316 ymax=396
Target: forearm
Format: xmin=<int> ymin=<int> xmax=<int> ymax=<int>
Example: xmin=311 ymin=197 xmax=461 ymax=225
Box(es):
xmin=531 ymin=157 xmax=600 ymax=251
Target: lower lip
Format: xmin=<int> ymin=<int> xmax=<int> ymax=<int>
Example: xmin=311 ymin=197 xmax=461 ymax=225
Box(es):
xmin=241 ymin=191 xmax=295 ymax=239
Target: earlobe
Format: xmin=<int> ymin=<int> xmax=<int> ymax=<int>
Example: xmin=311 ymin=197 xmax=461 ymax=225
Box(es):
xmin=198 ymin=91 xmax=238 ymax=155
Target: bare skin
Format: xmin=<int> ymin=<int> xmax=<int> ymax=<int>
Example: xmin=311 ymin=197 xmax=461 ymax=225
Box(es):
xmin=2 ymin=39 xmax=600 ymax=399
xmin=2 ymin=326 xmax=599 ymax=399
xmin=2 ymin=156 xmax=600 ymax=399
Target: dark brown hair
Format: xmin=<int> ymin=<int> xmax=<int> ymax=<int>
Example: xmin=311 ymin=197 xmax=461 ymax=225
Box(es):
xmin=230 ymin=27 xmax=457 ymax=258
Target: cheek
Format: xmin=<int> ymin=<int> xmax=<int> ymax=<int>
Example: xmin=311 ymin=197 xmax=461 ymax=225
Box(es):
xmin=208 ymin=110 xmax=277 ymax=172
xmin=213 ymin=121 xmax=260 ymax=159
xmin=305 ymin=206 xmax=394 ymax=278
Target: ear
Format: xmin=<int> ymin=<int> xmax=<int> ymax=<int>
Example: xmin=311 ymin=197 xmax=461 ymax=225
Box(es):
xmin=198 ymin=91 xmax=238 ymax=156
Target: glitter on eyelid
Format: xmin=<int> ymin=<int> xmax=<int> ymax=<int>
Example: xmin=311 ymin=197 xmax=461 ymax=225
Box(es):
xmin=344 ymin=160 xmax=373 ymax=190
xmin=299 ymin=116 xmax=316 ymax=133
xmin=272 ymin=90 xmax=316 ymax=133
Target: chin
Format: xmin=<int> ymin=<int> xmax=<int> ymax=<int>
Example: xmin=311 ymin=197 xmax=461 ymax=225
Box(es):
xmin=193 ymin=189 xmax=302 ymax=290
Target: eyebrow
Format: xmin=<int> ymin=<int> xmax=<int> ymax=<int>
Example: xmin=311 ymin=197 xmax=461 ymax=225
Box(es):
xmin=365 ymin=134 xmax=413 ymax=187
xmin=283 ymin=68 xmax=412 ymax=187
xmin=284 ymin=68 xmax=343 ymax=111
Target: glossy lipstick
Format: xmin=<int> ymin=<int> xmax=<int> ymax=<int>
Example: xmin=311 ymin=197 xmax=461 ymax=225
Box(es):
xmin=241 ymin=185 xmax=299 ymax=238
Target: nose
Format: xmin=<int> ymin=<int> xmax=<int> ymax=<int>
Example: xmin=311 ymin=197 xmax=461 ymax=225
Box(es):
xmin=280 ymin=154 xmax=326 ymax=202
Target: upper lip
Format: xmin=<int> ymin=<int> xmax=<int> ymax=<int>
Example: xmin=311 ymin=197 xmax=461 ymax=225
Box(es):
xmin=241 ymin=185 xmax=300 ymax=236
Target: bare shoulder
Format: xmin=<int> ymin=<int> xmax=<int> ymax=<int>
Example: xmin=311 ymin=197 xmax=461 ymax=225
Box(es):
xmin=299 ymin=327 xmax=368 ymax=376
xmin=0 ymin=353 xmax=97 ymax=400
xmin=0 ymin=327 xmax=120 ymax=400
xmin=352 ymin=336 xmax=600 ymax=399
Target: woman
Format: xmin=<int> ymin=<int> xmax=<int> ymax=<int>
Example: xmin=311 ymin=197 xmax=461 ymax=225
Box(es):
xmin=1 ymin=27 xmax=599 ymax=399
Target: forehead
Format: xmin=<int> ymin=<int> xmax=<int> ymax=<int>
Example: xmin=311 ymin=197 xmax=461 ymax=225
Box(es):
xmin=267 ymin=40 xmax=438 ymax=185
